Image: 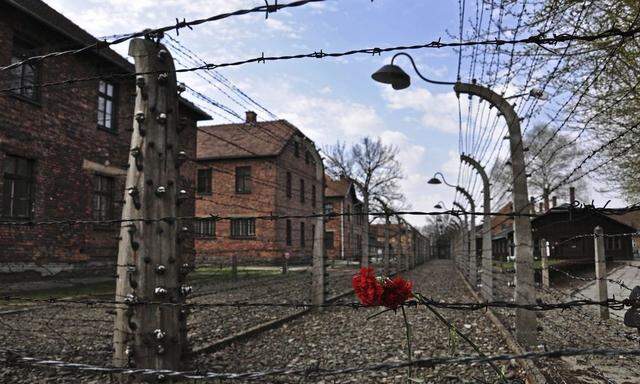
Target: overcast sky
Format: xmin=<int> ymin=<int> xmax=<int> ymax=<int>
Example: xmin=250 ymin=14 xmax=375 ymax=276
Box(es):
xmin=45 ymin=0 xmax=624 ymax=226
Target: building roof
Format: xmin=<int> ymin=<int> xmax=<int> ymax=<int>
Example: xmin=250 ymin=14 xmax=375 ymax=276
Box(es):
xmin=325 ymin=176 xmax=352 ymax=198
xmin=197 ymin=119 xmax=305 ymax=160
xmin=607 ymin=210 xmax=640 ymax=230
xmin=532 ymin=204 xmax=637 ymax=232
xmin=4 ymin=0 xmax=210 ymax=120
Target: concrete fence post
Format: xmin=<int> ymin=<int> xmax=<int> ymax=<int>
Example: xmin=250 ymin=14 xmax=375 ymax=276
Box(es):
xmin=231 ymin=255 xmax=238 ymax=281
xmin=540 ymin=239 xmax=549 ymax=288
xmin=594 ymin=226 xmax=609 ymax=320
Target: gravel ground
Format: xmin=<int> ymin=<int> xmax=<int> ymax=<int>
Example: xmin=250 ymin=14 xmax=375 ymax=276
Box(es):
xmin=189 ymin=260 xmax=522 ymax=384
xmin=3 ymin=259 xmax=635 ymax=383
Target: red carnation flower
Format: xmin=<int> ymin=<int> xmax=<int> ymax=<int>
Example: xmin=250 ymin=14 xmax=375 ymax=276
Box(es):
xmin=352 ymin=267 xmax=383 ymax=306
xmin=381 ymin=276 xmax=413 ymax=310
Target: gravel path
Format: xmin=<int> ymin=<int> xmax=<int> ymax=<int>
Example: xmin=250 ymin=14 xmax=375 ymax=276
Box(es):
xmin=190 ymin=260 xmax=521 ymax=383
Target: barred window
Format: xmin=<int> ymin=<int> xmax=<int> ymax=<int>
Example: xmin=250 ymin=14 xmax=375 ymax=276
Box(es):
xmin=197 ymin=168 xmax=212 ymax=194
xmin=194 ymin=218 xmax=216 ymax=237
xmin=235 ymin=166 xmax=251 ymax=193
xmin=2 ymin=155 xmax=34 ymax=218
xmin=231 ymin=218 xmax=255 ymax=238
xmin=92 ymin=174 xmax=114 ymax=221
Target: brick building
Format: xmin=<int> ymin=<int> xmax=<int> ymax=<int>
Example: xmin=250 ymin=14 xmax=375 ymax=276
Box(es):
xmin=0 ymin=0 xmax=209 ymax=279
xmin=194 ymin=112 xmax=323 ymax=265
xmin=369 ymin=221 xmax=429 ymax=268
xmin=323 ymin=175 xmax=365 ymax=261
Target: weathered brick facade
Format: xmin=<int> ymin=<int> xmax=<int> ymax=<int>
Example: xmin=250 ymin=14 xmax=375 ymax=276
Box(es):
xmin=324 ymin=175 xmax=365 ymax=261
xmin=195 ymin=112 xmax=323 ymax=265
xmin=369 ymin=222 xmax=430 ymax=267
xmin=0 ymin=0 xmax=209 ymax=280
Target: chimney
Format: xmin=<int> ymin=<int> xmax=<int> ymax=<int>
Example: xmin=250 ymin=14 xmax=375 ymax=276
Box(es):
xmin=552 ymin=196 xmax=557 ymax=208
xmin=543 ymin=187 xmax=550 ymax=211
xmin=569 ymin=187 xmax=576 ymax=206
xmin=245 ymin=111 xmax=257 ymax=123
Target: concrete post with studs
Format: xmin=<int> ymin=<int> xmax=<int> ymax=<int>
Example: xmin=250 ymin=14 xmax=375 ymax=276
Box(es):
xmin=455 ymin=82 xmax=537 ymax=346
xmin=383 ymin=213 xmax=391 ymax=275
xmin=113 ymin=38 xmax=186 ymax=376
xmin=311 ymin=148 xmax=326 ymax=308
xmin=540 ymin=238 xmax=550 ymax=288
xmin=594 ymin=226 xmax=610 ymax=320
xmin=461 ymin=154 xmax=492 ymax=300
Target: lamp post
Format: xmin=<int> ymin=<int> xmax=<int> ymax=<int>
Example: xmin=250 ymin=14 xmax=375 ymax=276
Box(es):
xmin=428 ymin=173 xmax=477 ymax=288
xmin=374 ymin=53 xmax=537 ymax=345
xmin=461 ymin=154 xmax=493 ymax=301
xmin=452 ymin=201 xmax=469 ymax=277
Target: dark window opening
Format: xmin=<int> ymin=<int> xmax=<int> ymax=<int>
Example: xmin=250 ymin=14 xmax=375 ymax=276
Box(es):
xmin=92 ymin=174 xmax=114 ymax=221
xmin=197 ymin=168 xmax=212 ymax=194
xmin=300 ymin=221 xmax=305 ymax=247
xmin=311 ymin=184 xmax=316 ymax=208
xmin=294 ymin=141 xmax=300 ymax=157
xmin=235 ymin=166 xmax=252 ymax=193
xmin=324 ymin=231 xmax=335 ymax=249
xmin=194 ymin=218 xmax=216 ymax=237
xmin=286 ymin=219 xmax=292 ymax=246
xmin=324 ymin=203 xmax=333 ymax=215
xmin=305 ymin=151 xmax=310 ymax=164
xmin=97 ymin=80 xmax=116 ymax=130
xmin=286 ymin=172 xmax=292 ymax=198
xmin=10 ymin=39 xmax=39 ymax=101
xmin=231 ymin=218 xmax=255 ymax=238
xmin=2 ymin=155 xmax=34 ymax=218
xmin=300 ymin=179 xmax=305 ymax=203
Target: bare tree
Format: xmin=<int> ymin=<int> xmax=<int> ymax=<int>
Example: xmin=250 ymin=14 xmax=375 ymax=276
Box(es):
xmin=491 ymin=124 xmax=589 ymax=208
xmin=324 ymin=137 xmax=404 ymax=267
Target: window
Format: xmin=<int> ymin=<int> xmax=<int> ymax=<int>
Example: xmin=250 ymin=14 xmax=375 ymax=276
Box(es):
xmin=355 ymin=205 xmax=363 ymax=225
xmin=294 ymin=141 xmax=300 ymax=157
xmin=9 ymin=40 xmax=39 ymax=101
xmin=2 ymin=155 xmax=34 ymax=218
xmin=235 ymin=166 xmax=251 ymax=193
xmin=300 ymin=179 xmax=305 ymax=203
xmin=324 ymin=231 xmax=335 ymax=249
xmin=231 ymin=218 xmax=255 ymax=238
xmin=194 ymin=218 xmax=216 ymax=237
xmin=286 ymin=219 xmax=292 ymax=246
xmin=197 ymin=168 xmax=212 ymax=194
xmin=305 ymin=151 xmax=310 ymax=164
xmin=324 ymin=203 xmax=333 ymax=215
xmin=286 ymin=172 xmax=292 ymax=198
xmin=97 ymin=80 xmax=116 ymax=130
xmin=311 ymin=185 xmax=316 ymax=208
xmin=300 ymin=222 xmax=305 ymax=247
xmin=311 ymin=224 xmax=315 ymax=247
xmin=92 ymin=174 xmax=114 ymax=221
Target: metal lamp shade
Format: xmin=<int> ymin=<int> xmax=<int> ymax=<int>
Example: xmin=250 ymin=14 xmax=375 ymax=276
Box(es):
xmin=371 ymin=64 xmax=411 ymax=90
xmin=427 ymin=177 xmax=442 ymax=185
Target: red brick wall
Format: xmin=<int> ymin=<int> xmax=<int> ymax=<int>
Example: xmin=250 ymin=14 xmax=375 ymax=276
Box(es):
xmin=325 ymin=194 xmax=365 ymax=261
xmin=0 ymin=8 xmax=200 ymax=279
xmin=194 ymin=134 xmax=320 ymax=265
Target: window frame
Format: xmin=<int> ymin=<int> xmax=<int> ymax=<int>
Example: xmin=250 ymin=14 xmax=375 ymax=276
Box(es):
xmin=97 ymin=80 xmax=117 ymax=131
xmin=194 ymin=218 xmax=216 ymax=238
xmin=235 ymin=166 xmax=252 ymax=194
xmin=9 ymin=39 xmax=40 ymax=103
xmin=230 ymin=218 xmax=256 ymax=239
xmin=286 ymin=171 xmax=292 ymax=198
xmin=324 ymin=231 xmax=335 ymax=249
xmin=286 ymin=219 xmax=292 ymax=246
xmin=2 ymin=155 xmax=35 ymax=219
xmin=92 ymin=174 xmax=114 ymax=222
xmin=197 ymin=168 xmax=213 ymax=195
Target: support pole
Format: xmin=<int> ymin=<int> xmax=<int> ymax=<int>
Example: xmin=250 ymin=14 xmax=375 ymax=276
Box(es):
xmin=231 ymin=255 xmax=238 ymax=281
xmin=114 ymin=38 xmax=184 ymax=372
xmin=540 ymin=239 xmax=550 ymax=288
xmin=594 ymin=226 xmax=609 ymax=320
xmin=311 ymin=152 xmax=326 ymax=308
xmin=455 ymin=82 xmax=536 ymax=346
xmin=383 ymin=213 xmax=391 ymax=275
xmin=461 ymin=154 xmax=492 ymax=300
